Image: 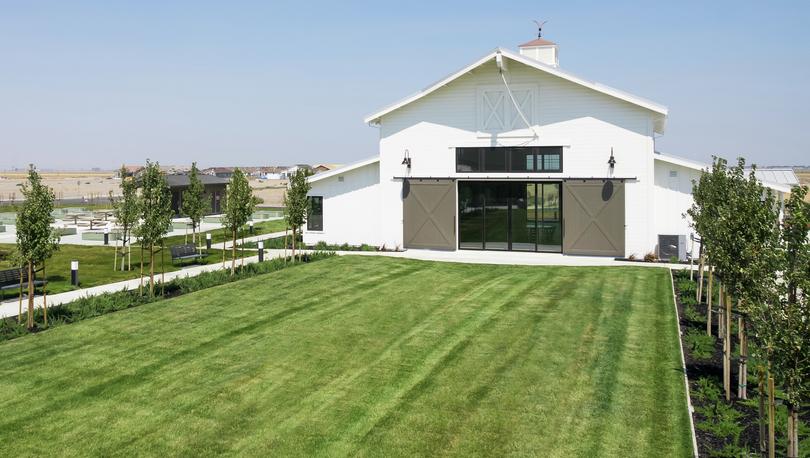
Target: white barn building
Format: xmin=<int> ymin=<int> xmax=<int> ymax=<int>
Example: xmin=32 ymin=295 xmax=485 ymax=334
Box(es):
xmin=304 ymin=37 xmax=791 ymax=258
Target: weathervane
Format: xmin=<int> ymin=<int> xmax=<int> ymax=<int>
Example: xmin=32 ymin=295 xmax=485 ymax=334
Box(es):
xmin=533 ymin=19 xmax=548 ymax=38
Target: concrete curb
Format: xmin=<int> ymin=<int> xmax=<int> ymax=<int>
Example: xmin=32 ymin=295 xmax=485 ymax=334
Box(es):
xmin=669 ymin=269 xmax=700 ymax=458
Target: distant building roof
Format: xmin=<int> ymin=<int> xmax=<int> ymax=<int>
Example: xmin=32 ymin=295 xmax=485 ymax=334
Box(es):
xmin=166 ymin=174 xmax=230 ymax=188
xmin=749 ymin=168 xmax=800 ymax=187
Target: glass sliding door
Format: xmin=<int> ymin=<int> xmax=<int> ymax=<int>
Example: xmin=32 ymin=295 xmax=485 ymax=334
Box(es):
xmin=510 ymin=183 xmax=536 ymax=251
xmin=538 ymin=183 xmax=561 ymax=252
xmin=458 ymin=182 xmax=484 ymax=249
xmin=484 ymin=182 xmax=509 ymax=250
xmin=457 ymin=181 xmax=561 ymax=253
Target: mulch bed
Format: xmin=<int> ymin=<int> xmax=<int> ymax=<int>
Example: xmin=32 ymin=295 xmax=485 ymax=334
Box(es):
xmin=671 ymin=271 xmax=810 ymax=456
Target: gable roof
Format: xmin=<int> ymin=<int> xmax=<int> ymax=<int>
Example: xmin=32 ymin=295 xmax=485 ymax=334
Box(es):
xmin=308 ymin=156 xmax=380 ymax=183
xmin=364 ymin=47 xmax=668 ymax=133
xmin=654 ymin=152 xmax=792 ymax=194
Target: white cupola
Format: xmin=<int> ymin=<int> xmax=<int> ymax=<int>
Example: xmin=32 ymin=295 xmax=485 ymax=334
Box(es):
xmin=518 ymin=37 xmax=559 ymax=67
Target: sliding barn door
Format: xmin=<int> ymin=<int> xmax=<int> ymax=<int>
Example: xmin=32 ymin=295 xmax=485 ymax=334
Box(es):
xmin=402 ymin=179 xmax=456 ymax=250
xmin=562 ymin=180 xmax=625 ymax=257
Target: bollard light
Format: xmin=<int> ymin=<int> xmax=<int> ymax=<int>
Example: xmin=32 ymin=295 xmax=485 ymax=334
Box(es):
xmin=206 ymin=232 xmax=212 ymax=250
xmin=103 ymin=227 xmax=110 ymax=245
xmin=249 ymin=220 xmax=255 ymax=234
xmin=71 ymin=260 xmax=79 ymax=286
xmin=258 ymin=241 xmax=264 ymax=262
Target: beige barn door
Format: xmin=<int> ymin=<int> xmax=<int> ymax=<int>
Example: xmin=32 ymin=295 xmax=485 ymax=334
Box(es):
xmin=562 ymin=180 xmax=625 ymax=256
xmin=403 ymin=179 xmax=456 ymax=250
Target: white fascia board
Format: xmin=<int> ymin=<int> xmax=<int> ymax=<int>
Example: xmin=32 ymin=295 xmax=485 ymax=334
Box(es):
xmin=655 ymin=153 xmax=791 ymax=194
xmin=308 ymin=156 xmax=380 ymax=183
xmin=363 ymin=48 xmax=669 ymax=133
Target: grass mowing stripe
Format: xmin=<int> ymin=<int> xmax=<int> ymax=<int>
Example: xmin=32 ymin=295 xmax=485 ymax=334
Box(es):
xmin=0 ymin=257 xmax=692 ymax=457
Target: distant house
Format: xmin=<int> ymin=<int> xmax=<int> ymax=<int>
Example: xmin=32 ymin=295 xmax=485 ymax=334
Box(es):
xmin=258 ymin=166 xmax=287 ymax=180
xmin=312 ymin=164 xmax=343 ymax=174
xmin=166 ymin=174 xmax=229 ymax=216
xmin=119 ymin=165 xmax=144 ymax=177
xmin=201 ymin=167 xmax=235 ymax=179
xmin=282 ymin=164 xmax=312 ymax=178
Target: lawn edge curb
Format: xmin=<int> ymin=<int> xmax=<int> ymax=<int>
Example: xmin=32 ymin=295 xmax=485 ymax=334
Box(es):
xmin=669 ymin=268 xmax=700 ymax=458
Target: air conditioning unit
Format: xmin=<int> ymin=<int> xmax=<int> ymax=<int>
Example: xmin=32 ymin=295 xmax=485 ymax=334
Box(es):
xmin=658 ymin=234 xmax=687 ymax=261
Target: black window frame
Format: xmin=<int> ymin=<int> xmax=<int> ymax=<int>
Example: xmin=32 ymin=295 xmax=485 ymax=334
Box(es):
xmin=455 ymin=146 xmax=562 ymax=173
xmin=307 ymin=196 xmax=323 ymax=231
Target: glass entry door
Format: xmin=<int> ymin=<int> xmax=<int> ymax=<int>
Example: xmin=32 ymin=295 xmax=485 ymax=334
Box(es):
xmin=457 ymin=181 xmax=561 ymax=253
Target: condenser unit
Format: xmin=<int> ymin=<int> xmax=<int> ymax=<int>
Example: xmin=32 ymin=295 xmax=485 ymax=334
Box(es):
xmin=658 ymin=234 xmax=687 ymax=261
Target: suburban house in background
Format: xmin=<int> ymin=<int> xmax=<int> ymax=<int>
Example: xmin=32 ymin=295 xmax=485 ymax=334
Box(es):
xmin=304 ymin=35 xmax=792 ymax=257
xmin=312 ymin=164 xmax=344 ymax=174
xmin=166 ymin=174 xmax=229 ymax=216
xmin=202 ymin=167 xmax=235 ymax=179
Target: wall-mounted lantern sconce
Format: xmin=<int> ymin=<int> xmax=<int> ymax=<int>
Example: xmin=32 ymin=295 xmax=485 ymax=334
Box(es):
xmin=401 ymin=149 xmax=412 ymax=168
xmin=607 ymin=148 xmax=616 ymax=169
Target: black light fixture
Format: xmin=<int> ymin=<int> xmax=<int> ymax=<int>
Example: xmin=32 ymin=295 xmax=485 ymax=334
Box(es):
xmin=607 ymin=148 xmax=616 ymax=169
xmin=401 ymin=149 xmax=411 ymax=168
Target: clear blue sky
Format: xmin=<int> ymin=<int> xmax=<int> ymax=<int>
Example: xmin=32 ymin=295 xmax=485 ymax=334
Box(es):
xmin=1 ymin=0 xmax=808 ymax=169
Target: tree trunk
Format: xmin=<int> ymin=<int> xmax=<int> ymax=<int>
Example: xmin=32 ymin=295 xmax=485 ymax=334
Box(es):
xmin=231 ymin=228 xmax=236 ymax=275
xmin=241 ymin=229 xmax=245 ymax=268
xmin=292 ymin=227 xmax=296 ymax=263
xmin=128 ymin=238 xmax=131 ymax=271
xmin=139 ymin=244 xmax=144 ymax=296
xmin=17 ymin=266 xmax=23 ymax=324
xmin=790 ymin=406 xmax=799 ymax=458
xmin=768 ymin=375 xmax=776 ymax=458
xmin=706 ymin=267 xmax=713 ymax=335
xmin=114 ymin=235 xmax=118 ymax=271
xmin=759 ymin=366 xmax=767 ymax=457
xmin=161 ymin=241 xmax=165 ymax=297
xmin=27 ymin=261 xmax=34 ymax=329
xmin=42 ymin=263 xmax=47 ymax=327
xmin=737 ymin=315 xmax=747 ymax=400
xmin=697 ymin=255 xmax=705 ymax=303
xmin=723 ymin=292 xmax=732 ymax=401
xmin=222 ymin=228 xmax=226 ymax=266
xmin=787 ymin=404 xmax=797 ymax=458
xmin=149 ymin=244 xmax=155 ymax=297
xmin=284 ymin=228 xmax=288 ymax=265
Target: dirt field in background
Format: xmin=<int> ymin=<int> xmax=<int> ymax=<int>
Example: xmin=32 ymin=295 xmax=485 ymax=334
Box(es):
xmin=0 ymin=171 xmax=118 ymax=201
xmin=0 ymin=170 xmax=287 ymax=207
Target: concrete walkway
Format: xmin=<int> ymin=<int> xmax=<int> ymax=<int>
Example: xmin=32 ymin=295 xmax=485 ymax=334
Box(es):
xmin=0 ymin=252 xmax=272 ymax=319
xmin=0 ymin=246 xmax=690 ymax=319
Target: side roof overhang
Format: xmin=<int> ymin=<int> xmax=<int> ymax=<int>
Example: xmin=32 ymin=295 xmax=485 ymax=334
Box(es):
xmin=364 ymin=47 xmax=669 ymax=134
xmin=654 ymin=152 xmax=792 ymax=194
xmin=308 ymin=156 xmax=380 ymax=184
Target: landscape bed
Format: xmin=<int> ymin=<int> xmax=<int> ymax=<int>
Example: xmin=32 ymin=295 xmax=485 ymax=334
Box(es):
xmin=0 ymin=257 xmax=692 ymax=456
xmin=671 ymin=269 xmax=809 ymax=456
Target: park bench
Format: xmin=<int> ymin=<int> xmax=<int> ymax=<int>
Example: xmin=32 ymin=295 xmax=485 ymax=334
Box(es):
xmin=0 ymin=267 xmax=47 ymax=301
xmin=170 ymin=244 xmax=205 ymax=265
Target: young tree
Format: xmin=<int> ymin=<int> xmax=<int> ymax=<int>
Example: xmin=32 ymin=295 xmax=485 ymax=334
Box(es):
xmin=283 ymin=169 xmax=311 ymax=262
xmin=181 ymin=162 xmax=209 ymax=245
xmin=111 ymin=165 xmax=140 ymax=271
xmin=770 ymin=186 xmax=810 ymax=458
xmin=134 ymin=160 xmax=173 ymax=296
xmin=15 ymin=164 xmax=60 ymax=329
xmin=221 ymin=169 xmax=254 ymax=275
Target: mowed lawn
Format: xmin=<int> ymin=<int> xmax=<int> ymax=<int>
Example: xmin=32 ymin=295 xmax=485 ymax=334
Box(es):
xmin=0 ymin=256 xmax=692 ymax=457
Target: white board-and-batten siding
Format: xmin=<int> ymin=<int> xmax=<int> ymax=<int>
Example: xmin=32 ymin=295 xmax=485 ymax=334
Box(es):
xmin=376 ymin=59 xmax=658 ymax=257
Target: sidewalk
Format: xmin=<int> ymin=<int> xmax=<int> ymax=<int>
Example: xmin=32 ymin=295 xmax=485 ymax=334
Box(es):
xmin=0 ymin=252 xmax=274 ymax=319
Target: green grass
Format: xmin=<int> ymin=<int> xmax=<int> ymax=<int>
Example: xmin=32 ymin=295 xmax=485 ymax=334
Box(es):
xmin=0 ymin=257 xmax=692 ymax=456
xmin=164 ymin=218 xmax=289 ymax=246
xmin=0 ymin=244 xmax=251 ymax=295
